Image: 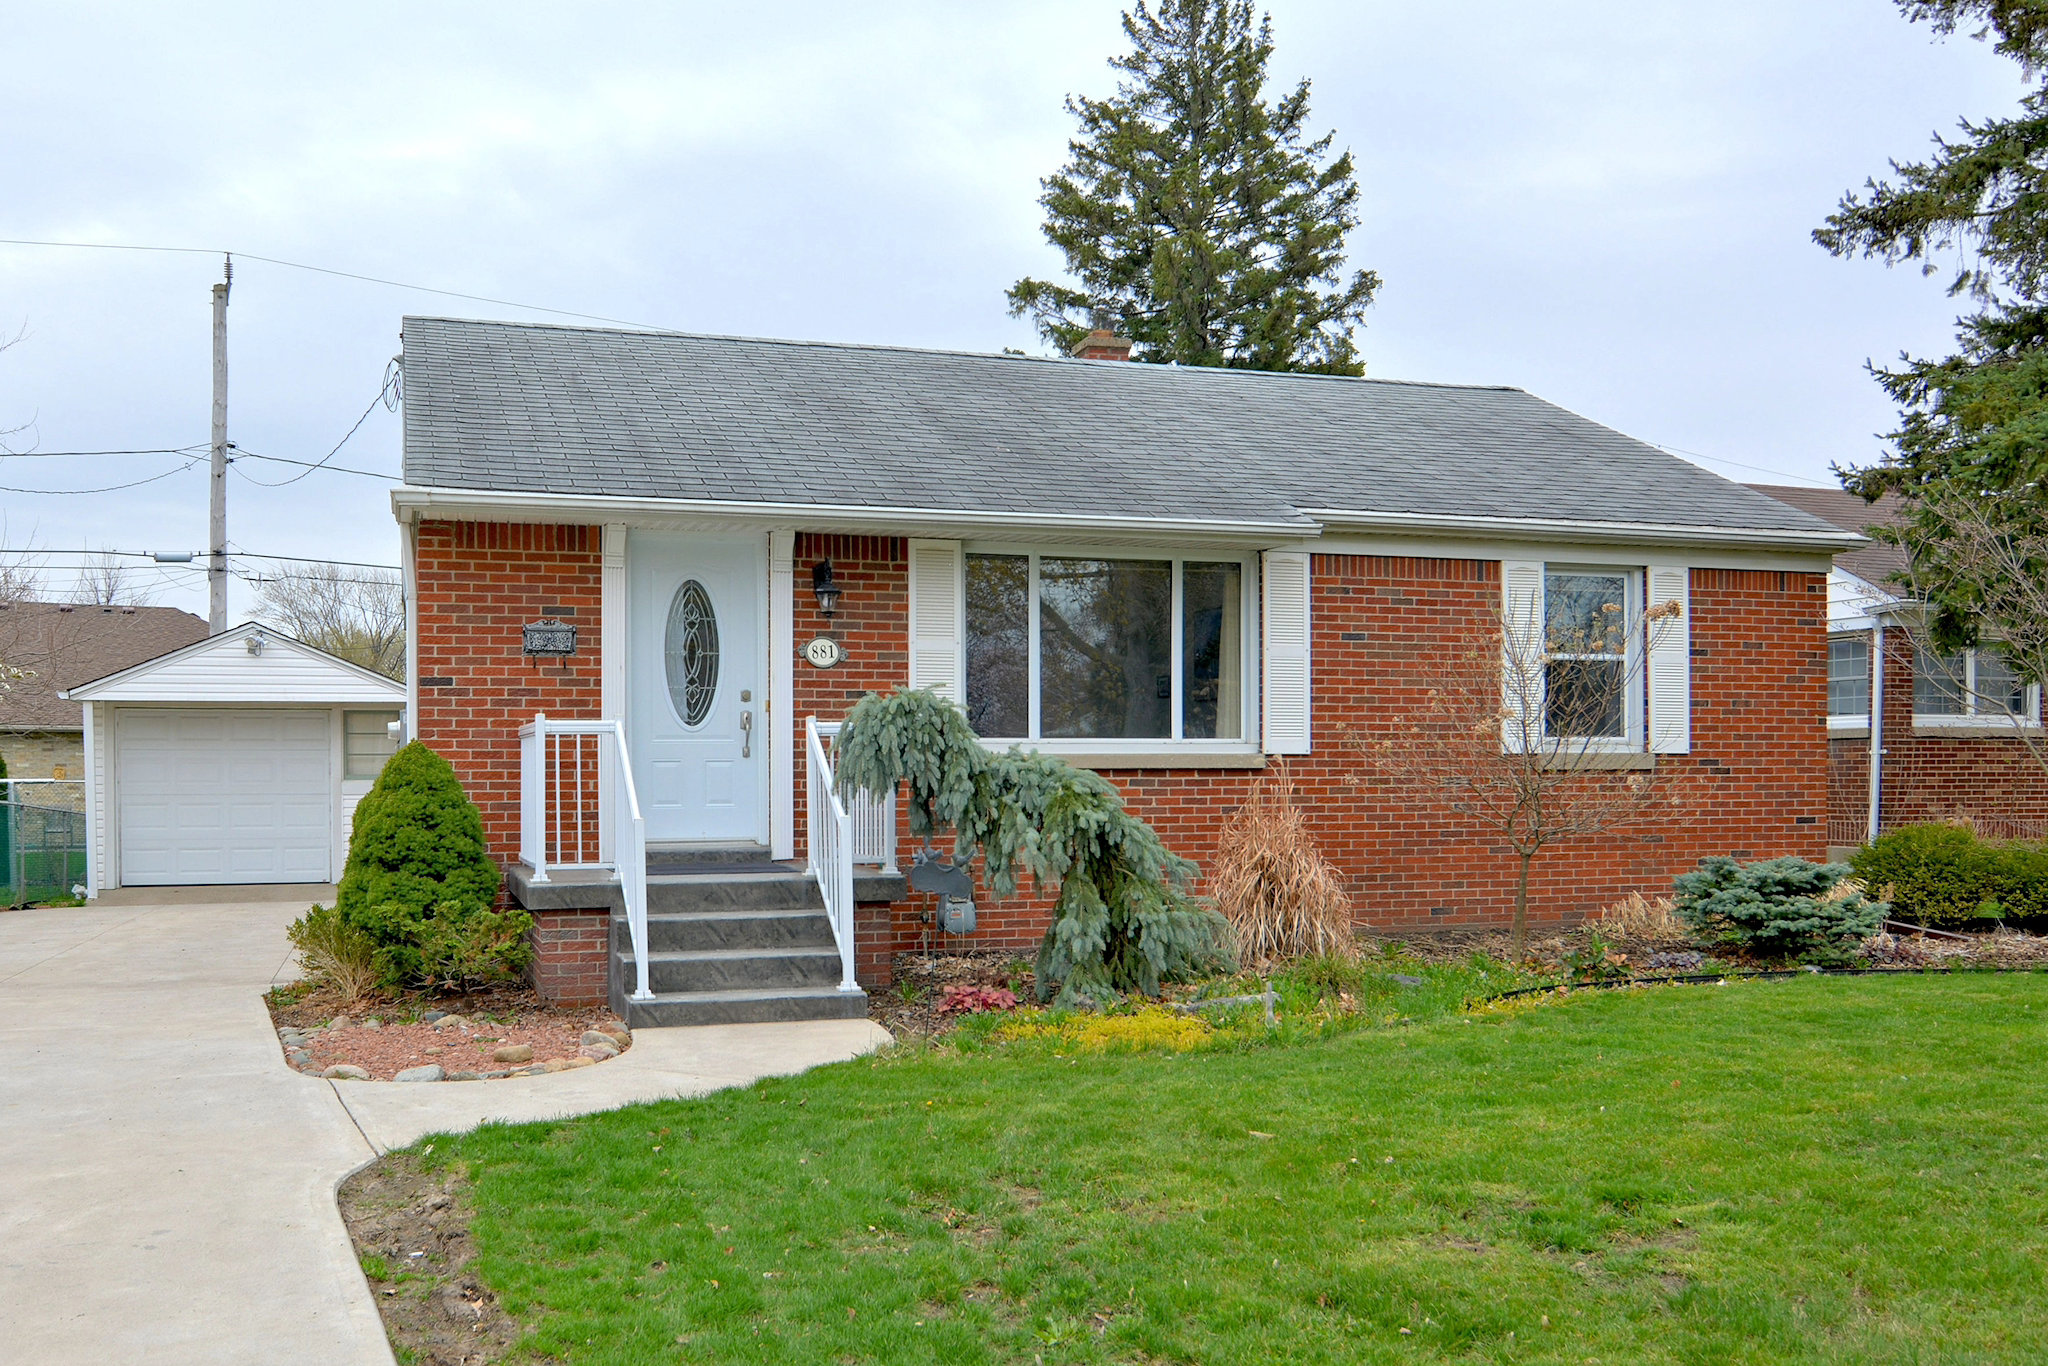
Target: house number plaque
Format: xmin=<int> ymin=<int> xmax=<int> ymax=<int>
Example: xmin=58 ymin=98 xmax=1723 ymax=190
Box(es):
xmin=803 ymin=636 xmax=843 ymax=669
xmin=522 ymin=619 xmax=578 ymax=656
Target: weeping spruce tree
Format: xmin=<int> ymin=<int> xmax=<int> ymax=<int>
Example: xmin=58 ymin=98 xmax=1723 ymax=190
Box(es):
xmin=1006 ymin=0 xmax=1378 ymax=372
xmin=834 ymin=689 xmax=1233 ymax=1005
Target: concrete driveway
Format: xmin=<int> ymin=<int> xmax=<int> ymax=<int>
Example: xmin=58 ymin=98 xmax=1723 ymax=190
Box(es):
xmin=0 ymin=896 xmax=888 ymax=1364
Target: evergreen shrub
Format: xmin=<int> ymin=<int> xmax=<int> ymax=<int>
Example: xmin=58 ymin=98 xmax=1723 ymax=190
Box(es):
xmin=1851 ymin=823 xmax=2048 ymax=926
xmin=336 ymin=741 xmax=519 ymax=989
xmin=1672 ymin=856 xmax=1886 ymax=963
xmin=834 ymin=689 xmax=1234 ymax=1006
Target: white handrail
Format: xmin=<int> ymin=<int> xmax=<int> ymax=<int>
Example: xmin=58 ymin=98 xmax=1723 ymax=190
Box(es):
xmin=813 ymin=721 xmax=898 ymax=872
xmin=805 ymin=716 xmax=859 ymax=992
xmin=517 ymin=713 xmax=653 ymax=1003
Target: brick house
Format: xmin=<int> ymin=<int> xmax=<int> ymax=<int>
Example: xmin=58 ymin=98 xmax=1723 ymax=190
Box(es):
xmin=395 ymin=316 xmax=1856 ymax=1020
xmin=1748 ymin=484 xmax=2048 ymax=854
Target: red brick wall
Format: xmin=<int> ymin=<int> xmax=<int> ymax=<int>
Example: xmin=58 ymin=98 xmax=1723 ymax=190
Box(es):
xmin=414 ymin=525 xmax=1831 ymax=992
xmin=1858 ymin=630 xmax=2048 ymax=839
xmin=1830 ymin=736 xmax=1870 ymax=848
xmin=786 ymin=549 xmax=1830 ymax=966
xmin=530 ymin=908 xmax=609 ymax=1005
xmin=414 ymin=520 xmax=605 ymax=1000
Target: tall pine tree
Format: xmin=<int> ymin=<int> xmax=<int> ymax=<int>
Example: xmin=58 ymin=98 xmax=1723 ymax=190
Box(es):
xmin=1816 ymin=2 xmax=2048 ymax=657
xmin=1006 ymin=0 xmax=1378 ymax=374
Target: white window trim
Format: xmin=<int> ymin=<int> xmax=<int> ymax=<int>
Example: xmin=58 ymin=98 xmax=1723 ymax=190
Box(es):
xmin=1540 ymin=563 xmax=1646 ymax=754
xmin=1827 ymin=633 xmax=1872 ymax=733
xmin=1912 ymin=647 xmax=2043 ymax=731
xmin=962 ymin=541 xmax=1260 ymax=752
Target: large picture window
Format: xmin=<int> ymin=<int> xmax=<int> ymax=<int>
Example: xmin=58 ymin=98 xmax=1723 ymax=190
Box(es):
xmin=965 ymin=551 xmax=1249 ymax=743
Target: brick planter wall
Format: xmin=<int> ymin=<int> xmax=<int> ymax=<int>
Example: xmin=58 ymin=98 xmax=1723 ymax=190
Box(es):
xmin=528 ymin=908 xmax=609 ymax=1006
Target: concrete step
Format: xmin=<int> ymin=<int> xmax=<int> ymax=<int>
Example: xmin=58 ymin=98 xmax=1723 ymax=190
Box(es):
xmin=647 ymin=871 xmax=822 ymax=914
xmin=617 ymin=984 xmax=870 ymax=1028
xmin=621 ymin=945 xmax=845 ymax=994
xmin=643 ymin=908 xmax=837 ymax=953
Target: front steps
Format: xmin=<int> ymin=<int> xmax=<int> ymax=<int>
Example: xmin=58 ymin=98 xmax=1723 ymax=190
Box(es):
xmin=608 ymin=863 xmax=869 ymax=1028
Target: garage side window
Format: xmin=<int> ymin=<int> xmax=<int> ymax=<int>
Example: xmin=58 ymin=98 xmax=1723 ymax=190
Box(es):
xmin=344 ymin=710 xmax=401 ymax=780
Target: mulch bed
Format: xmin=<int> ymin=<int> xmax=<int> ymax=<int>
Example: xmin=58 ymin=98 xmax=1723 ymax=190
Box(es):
xmin=866 ymin=950 xmax=1034 ymax=1038
xmin=266 ymin=981 xmax=625 ymax=1081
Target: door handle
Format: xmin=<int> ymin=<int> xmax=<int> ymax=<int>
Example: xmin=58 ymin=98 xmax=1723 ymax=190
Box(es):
xmin=740 ymin=709 xmax=753 ymax=758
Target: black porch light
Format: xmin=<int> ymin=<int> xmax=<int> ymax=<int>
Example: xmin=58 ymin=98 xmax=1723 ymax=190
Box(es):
xmin=811 ymin=557 xmax=842 ymax=618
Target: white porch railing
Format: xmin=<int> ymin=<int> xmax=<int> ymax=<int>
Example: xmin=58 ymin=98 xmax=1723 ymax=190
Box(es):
xmin=518 ymin=713 xmax=652 ymax=1003
xmin=805 ymin=717 xmax=860 ymax=992
xmin=814 ymin=721 xmax=898 ymax=872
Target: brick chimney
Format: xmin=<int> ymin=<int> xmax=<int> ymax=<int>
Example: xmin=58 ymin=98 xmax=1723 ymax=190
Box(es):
xmin=1069 ymin=327 xmax=1135 ymax=361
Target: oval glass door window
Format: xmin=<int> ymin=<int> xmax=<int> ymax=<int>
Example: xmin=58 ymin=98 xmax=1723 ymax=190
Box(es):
xmin=665 ymin=580 xmax=720 ymax=726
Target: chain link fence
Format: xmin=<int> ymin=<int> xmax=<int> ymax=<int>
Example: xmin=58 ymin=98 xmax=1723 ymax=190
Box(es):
xmin=1 ymin=781 xmax=88 ymax=907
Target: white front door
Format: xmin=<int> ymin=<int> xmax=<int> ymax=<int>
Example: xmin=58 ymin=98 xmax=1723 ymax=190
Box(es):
xmin=628 ymin=532 xmax=766 ymax=844
xmin=116 ymin=708 xmax=332 ymax=885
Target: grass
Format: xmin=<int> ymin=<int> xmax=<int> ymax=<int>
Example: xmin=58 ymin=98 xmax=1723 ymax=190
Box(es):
xmin=425 ymin=972 xmax=2048 ymax=1363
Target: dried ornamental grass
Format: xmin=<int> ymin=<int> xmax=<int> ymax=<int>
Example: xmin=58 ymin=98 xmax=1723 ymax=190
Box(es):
xmin=1211 ymin=771 xmax=1357 ymax=966
xmin=1593 ymin=890 xmax=1688 ymax=942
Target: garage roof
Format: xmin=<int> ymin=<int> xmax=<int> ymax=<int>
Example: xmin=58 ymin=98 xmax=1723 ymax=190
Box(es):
xmin=61 ymin=623 xmax=404 ymax=704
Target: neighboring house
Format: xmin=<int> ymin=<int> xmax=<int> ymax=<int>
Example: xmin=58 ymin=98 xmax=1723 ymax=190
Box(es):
xmin=61 ymin=622 xmax=406 ymax=894
xmin=1749 ymin=484 xmax=2048 ymax=853
xmin=395 ymin=316 xmax=1857 ymax=1015
xmin=0 ymin=601 xmax=207 ymax=805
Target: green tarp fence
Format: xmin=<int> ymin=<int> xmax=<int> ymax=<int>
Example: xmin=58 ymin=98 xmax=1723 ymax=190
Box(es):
xmin=0 ymin=800 xmax=88 ymax=907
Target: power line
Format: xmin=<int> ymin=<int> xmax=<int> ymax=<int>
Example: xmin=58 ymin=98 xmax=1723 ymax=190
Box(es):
xmin=1650 ymin=440 xmax=1835 ymax=488
xmin=231 ymin=449 xmax=394 ymax=480
xmin=0 ymin=459 xmax=203 ymax=495
xmin=0 ymin=236 xmax=669 ymax=330
xmin=0 ymin=546 xmax=399 ymax=570
xmin=0 ymin=445 xmax=208 ymax=459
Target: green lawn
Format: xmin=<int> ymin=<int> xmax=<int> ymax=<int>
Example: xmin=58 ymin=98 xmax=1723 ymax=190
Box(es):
xmin=432 ymin=974 xmax=2048 ymax=1363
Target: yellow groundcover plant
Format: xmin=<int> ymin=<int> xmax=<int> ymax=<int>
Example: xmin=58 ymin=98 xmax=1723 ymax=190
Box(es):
xmin=992 ymin=1006 xmax=1213 ymax=1052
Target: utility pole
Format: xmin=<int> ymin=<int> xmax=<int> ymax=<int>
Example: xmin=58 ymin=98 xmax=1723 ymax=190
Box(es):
xmin=208 ymin=256 xmax=231 ymax=634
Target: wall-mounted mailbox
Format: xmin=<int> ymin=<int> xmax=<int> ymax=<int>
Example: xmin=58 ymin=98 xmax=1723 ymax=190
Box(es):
xmin=522 ymin=619 xmax=578 ymax=656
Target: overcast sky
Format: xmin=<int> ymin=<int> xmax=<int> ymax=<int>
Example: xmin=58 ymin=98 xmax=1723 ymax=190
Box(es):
xmin=0 ymin=1 xmax=2027 ymax=621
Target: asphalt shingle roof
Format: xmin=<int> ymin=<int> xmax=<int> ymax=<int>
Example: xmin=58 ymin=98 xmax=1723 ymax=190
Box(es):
xmin=0 ymin=602 xmax=208 ymax=731
xmin=1745 ymin=484 xmax=1910 ymax=589
xmin=400 ymin=316 xmax=1846 ymax=541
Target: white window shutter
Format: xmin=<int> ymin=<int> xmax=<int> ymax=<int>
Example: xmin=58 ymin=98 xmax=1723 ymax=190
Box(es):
xmin=1500 ymin=559 xmax=1546 ymax=752
xmin=1647 ymin=563 xmax=1691 ymax=754
xmin=907 ymin=539 xmax=964 ymax=702
xmin=1261 ymin=551 xmax=1312 ymax=754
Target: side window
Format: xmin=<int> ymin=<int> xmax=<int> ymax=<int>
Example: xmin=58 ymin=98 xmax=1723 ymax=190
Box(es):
xmin=1828 ymin=637 xmax=1871 ymax=718
xmin=344 ymin=710 xmax=401 ymax=780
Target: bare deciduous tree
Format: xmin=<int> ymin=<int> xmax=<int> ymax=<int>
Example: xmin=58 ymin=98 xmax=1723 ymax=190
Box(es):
xmin=1884 ymin=484 xmax=2048 ymax=784
xmin=1351 ymin=591 xmax=1684 ymax=957
xmin=67 ymin=549 xmax=157 ymax=607
xmin=254 ymin=564 xmax=404 ymax=679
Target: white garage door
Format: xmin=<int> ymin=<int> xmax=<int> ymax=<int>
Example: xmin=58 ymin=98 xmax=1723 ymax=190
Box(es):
xmin=117 ymin=709 xmax=332 ymax=885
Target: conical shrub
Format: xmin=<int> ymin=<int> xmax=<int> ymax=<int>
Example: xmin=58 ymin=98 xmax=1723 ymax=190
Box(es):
xmin=336 ymin=741 xmax=506 ymax=986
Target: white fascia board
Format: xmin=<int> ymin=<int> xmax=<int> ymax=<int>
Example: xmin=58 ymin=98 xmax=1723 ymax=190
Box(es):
xmin=61 ymin=621 xmax=404 ymax=702
xmin=1302 ymin=507 xmax=1864 ymax=555
xmin=389 ymin=485 xmax=1316 ymax=543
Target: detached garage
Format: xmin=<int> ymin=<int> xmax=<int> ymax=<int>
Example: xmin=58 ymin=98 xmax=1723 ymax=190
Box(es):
xmin=62 ymin=623 xmax=406 ymax=895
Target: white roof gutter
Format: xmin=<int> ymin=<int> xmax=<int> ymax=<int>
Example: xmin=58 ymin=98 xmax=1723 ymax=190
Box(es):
xmin=1303 ymin=507 xmax=1867 ymax=554
xmin=389 ymin=485 xmax=1317 ymax=541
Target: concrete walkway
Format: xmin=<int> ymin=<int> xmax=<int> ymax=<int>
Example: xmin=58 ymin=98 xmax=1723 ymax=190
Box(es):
xmin=0 ymin=897 xmax=890 ymax=1365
